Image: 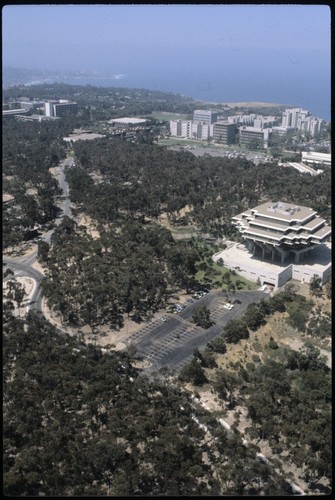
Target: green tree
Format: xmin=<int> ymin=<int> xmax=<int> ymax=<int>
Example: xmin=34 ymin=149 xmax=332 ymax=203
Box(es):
xmin=192 ymin=305 xmax=213 ymax=329
xmin=224 ymin=319 xmax=249 ymax=344
xmin=206 ymin=336 xmax=227 ymax=354
xmin=309 ymin=274 xmax=322 ymax=296
xmin=179 ymin=359 xmax=207 ymax=386
xmin=37 ymin=241 xmax=50 ymax=263
xmin=214 ymin=370 xmax=240 ymax=408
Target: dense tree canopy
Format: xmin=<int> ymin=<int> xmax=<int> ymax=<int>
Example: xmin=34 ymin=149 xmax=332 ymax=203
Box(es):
xmin=42 ymin=217 xmax=200 ymax=328
xmin=3 ymin=310 xmax=296 ymax=496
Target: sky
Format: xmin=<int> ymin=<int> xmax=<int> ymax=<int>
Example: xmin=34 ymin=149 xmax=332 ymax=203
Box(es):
xmin=2 ymin=4 xmax=331 ymax=119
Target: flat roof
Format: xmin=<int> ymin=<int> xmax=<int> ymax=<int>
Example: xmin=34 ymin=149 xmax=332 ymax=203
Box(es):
xmin=301 ymin=151 xmax=331 ymax=160
xmin=63 ymin=132 xmax=106 ymax=142
xmin=109 ymin=117 xmax=147 ymax=124
xmin=2 ymin=109 xmax=29 ymax=115
xmin=251 ymin=201 xmax=316 ymax=222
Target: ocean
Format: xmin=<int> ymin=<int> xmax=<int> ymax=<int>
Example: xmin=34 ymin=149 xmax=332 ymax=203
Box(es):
xmin=26 ymin=46 xmax=331 ymax=121
xmin=55 ymin=72 xmax=330 ymax=123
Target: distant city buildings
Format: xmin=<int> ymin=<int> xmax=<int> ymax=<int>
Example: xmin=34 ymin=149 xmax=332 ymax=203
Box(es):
xmin=281 ymin=107 xmax=324 ymax=137
xmin=2 ymin=98 xmax=78 ymax=120
xmin=169 ymin=106 xmax=326 ymax=148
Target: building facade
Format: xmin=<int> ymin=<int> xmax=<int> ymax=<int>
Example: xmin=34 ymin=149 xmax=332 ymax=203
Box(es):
xmin=281 ymin=108 xmax=324 ymax=137
xmin=301 ymin=151 xmax=331 ymax=167
xmin=169 ymin=119 xmax=214 ymax=140
xmin=232 ymin=201 xmax=331 ymax=265
xmin=213 ymin=121 xmax=236 ymax=144
xmin=238 ymin=126 xmax=271 ymax=149
xmin=45 ymin=100 xmax=78 ymax=117
xmin=193 ymin=109 xmax=218 ymax=124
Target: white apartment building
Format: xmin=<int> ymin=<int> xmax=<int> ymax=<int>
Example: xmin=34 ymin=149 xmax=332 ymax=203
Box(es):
xmin=170 ymin=119 xmax=213 ymax=140
xmin=281 ymin=108 xmax=324 ymax=137
xmin=44 ymin=99 xmax=78 ymax=117
xmin=300 ymin=116 xmax=324 ymax=137
xmin=227 ymin=114 xmax=257 ymax=126
xmin=282 ymin=108 xmax=310 ymax=128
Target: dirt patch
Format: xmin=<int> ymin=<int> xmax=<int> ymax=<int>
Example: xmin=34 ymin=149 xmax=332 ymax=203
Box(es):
xmin=76 ymin=214 xmax=100 ymax=239
xmin=3 ymin=276 xmax=35 ymax=316
xmin=131 ymin=359 xmax=152 ymax=369
xmin=31 ymin=260 xmax=45 ymax=275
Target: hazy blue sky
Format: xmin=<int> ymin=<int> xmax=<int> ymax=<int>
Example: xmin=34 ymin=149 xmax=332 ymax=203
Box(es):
xmin=2 ymin=4 xmax=331 ymax=119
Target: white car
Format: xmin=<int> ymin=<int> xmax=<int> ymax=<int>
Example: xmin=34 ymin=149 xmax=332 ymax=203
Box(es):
xmin=223 ymin=303 xmax=234 ymax=310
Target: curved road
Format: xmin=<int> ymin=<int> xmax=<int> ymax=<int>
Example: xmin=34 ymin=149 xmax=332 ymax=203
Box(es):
xmin=3 ymin=157 xmax=75 ymax=311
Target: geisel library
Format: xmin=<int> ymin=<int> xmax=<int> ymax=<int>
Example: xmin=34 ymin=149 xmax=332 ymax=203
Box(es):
xmin=213 ymin=201 xmax=331 ymax=290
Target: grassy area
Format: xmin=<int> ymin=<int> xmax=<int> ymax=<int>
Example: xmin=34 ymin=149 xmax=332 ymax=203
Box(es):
xmin=145 ymin=111 xmax=192 ymax=122
xmin=193 ymin=242 xmax=258 ymax=291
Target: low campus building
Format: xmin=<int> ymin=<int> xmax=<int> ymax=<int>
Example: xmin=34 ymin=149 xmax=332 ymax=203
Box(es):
xmin=301 ymin=151 xmax=331 ymax=167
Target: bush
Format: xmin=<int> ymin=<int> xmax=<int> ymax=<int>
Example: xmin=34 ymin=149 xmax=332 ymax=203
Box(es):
xmin=268 ymin=339 xmax=279 ymax=350
xmin=207 ymin=336 xmax=227 ymax=354
xmin=179 ymin=358 xmax=208 ymax=385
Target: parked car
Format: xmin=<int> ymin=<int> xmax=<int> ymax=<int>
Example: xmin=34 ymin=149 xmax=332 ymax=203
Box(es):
xmin=223 ymin=303 xmax=234 ymax=310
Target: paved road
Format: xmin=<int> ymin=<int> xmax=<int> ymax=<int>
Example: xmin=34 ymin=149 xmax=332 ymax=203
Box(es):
xmin=126 ymin=289 xmax=267 ymax=372
xmin=3 ymin=157 xmax=74 ymax=311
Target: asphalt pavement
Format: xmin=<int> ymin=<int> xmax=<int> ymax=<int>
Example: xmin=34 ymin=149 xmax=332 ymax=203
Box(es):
xmin=126 ymin=289 xmax=267 ymax=372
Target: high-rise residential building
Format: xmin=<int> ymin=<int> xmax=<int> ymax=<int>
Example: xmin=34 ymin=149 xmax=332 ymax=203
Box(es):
xmin=281 ymin=108 xmax=324 ymax=137
xmin=44 ymin=100 xmax=58 ymax=117
xmin=193 ymin=109 xmax=218 ymax=124
xmin=281 ymin=108 xmax=310 ymax=128
xmin=170 ymin=120 xmax=182 ymax=137
xmin=213 ymin=121 xmax=236 ymax=144
xmin=169 ymin=119 xmax=213 ymax=140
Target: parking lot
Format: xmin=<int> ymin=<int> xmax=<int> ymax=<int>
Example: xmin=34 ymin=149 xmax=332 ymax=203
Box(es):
xmin=125 ymin=289 xmax=267 ymax=372
xmin=168 ymin=144 xmax=272 ymax=165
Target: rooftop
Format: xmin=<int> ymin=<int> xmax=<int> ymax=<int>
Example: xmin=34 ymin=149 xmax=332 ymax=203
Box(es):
xmin=109 ymin=117 xmax=147 ymax=125
xmin=250 ymin=201 xmax=316 ymax=223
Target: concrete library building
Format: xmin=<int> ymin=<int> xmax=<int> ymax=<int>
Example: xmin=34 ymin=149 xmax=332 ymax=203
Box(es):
xmin=213 ymin=201 xmax=331 ymax=290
